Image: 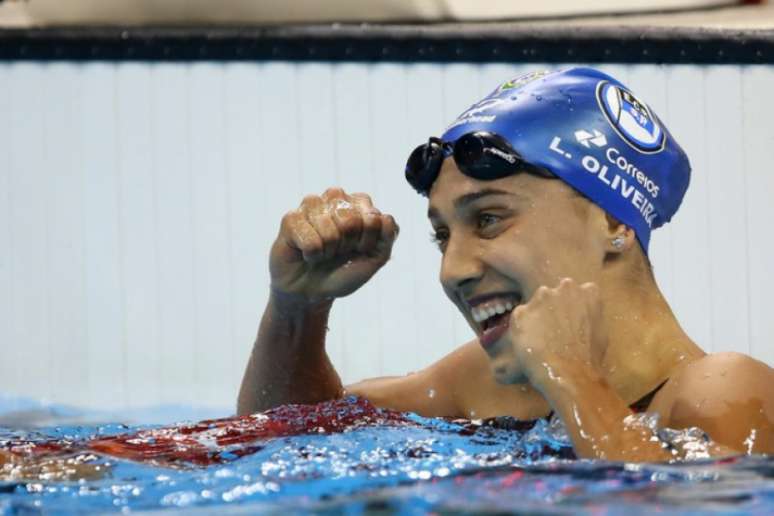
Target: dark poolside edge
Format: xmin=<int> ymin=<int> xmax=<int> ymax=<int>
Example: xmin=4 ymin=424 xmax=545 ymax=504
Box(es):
xmin=0 ymin=24 xmax=773 ymax=63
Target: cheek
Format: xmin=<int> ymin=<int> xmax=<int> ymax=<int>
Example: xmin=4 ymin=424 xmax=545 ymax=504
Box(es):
xmin=495 ymin=219 xmax=599 ymax=285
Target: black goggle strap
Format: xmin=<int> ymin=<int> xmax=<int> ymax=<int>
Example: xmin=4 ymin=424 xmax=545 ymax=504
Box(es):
xmin=406 ymin=132 xmax=555 ymax=196
xmin=405 ymin=137 xmax=445 ymax=196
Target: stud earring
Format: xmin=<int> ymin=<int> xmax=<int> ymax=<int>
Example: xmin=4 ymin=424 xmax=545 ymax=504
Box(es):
xmin=612 ymin=236 xmax=625 ymax=250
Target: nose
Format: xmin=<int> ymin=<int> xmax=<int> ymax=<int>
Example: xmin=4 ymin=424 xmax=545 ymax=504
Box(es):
xmin=440 ymin=233 xmax=483 ymax=294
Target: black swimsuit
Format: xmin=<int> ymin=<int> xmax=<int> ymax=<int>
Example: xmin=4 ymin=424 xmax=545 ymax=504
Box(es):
xmin=629 ymin=380 xmax=668 ymax=413
xmin=542 ymin=379 xmax=668 ymax=422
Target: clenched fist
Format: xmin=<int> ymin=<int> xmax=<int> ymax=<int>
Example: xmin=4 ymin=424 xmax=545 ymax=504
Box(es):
xmin=270 ymin=188 xmax=399 ymax=304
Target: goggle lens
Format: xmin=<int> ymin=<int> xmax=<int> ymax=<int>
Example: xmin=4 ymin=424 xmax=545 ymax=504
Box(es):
xmin=405 ymin=131 xmax=548 ymax=196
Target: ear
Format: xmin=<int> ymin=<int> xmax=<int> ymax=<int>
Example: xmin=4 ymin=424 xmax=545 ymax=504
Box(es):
xmin=604 ymin=213 xmax=636 ymax=256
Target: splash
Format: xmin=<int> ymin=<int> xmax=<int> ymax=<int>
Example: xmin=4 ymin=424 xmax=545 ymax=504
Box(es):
xmin=0 ymin=398 xmax=771 ymax=514
xmin=2 ymin=397 xmax=415 ymax=469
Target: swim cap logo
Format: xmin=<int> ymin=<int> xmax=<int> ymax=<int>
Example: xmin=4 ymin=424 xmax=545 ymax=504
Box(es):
xmin=497 ymin=70 xmax=550 ymax=93
xmin=446 ymin=98 xmax=504 ymax=131
xmin=596 ymin=81 xmax=665 ymax=154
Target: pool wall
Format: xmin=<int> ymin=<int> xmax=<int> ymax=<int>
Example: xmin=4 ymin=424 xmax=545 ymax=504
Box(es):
xmin=0 ymin=26 xmax=772 ymax=410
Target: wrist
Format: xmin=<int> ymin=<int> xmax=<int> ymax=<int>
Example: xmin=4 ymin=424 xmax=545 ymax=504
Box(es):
xmin=269 ymin=287 xmax=334 ymax=316
xmin=527 ymin=355 xmax=605 ymax=398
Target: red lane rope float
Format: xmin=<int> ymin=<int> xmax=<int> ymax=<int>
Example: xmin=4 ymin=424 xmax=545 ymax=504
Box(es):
xmin=2 ymin=398 xmax=416 ymax=468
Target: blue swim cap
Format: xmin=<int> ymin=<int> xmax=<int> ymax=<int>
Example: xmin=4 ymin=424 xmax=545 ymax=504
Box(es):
xmin=441 ymin=67 xmax=691 ymax=254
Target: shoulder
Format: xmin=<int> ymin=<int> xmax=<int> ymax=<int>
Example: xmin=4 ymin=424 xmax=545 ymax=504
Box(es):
xmin=434 ymin=340 xmax=551 ymax=419
xmin=670 ymin=352 xmax=771 ymax=395
xmin=649 ymin=352 xmax=773 ymax=453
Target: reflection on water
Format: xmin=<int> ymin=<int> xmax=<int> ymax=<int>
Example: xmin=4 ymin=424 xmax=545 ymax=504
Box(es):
xmin=0 ymin=396 xmax=772 ymax=514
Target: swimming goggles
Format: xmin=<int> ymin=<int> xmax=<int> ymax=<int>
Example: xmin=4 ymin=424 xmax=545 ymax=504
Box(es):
xmin=404 ymin=131 xmax=554 ymax=197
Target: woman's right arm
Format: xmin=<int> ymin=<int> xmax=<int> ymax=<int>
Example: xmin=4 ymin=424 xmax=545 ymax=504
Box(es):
xmin=237 ymin=187 xmax=398 ymax=415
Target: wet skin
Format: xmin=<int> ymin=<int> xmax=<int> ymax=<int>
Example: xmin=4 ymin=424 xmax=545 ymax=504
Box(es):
xmin=427 ymin=159 xmax=611 ymax=385
xmin=239 ymin=161 xmax=774 ymax=461
xmin=419 ymin=157 xmax=773 ymax=459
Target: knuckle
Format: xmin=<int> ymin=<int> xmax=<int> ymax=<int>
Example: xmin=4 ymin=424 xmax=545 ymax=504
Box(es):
xmin=301 ymin=194 xmax=319 ymax=205
xmin=337 ymin=215 xmax=360 ymax=234
xmin=363 ymin=215 xmax=382 ymax=234
xmin=352 ymin=192 xmax=373 ymax=203
xmin=324 ymin=187 xmax=345 ymax=198
xmin=511 ymin=305 xmax=527 ymax=323
xmin=281 ymin=210 xmax=301 ymax=229
xmin=318 ymin=224 xmax=340 ymax=243
xmin=304 ymin=240 xmax=324 ymax=256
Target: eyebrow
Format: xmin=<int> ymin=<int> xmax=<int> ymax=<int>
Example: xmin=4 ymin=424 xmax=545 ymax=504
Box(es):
xmin=427 ymin=188 xmax=519 ymax=220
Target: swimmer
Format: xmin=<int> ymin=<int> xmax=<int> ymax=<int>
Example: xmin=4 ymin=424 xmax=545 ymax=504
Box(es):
xmin=238 ymin=67 xmax=773 ymax=461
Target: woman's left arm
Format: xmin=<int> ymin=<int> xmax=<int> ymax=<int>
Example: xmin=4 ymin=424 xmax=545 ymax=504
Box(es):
xmin=530 ymin=356 xmax=759 ymax=461
xmin=506 ymin=279 xmax=773 ymax=461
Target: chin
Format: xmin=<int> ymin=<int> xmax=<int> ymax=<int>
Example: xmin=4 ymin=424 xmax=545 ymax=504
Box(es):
xmin=491 ymin=362 xmax=528 ymax=385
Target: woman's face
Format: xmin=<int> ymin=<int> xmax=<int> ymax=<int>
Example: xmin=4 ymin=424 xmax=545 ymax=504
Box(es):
xmin=427 ymin=158 xmax=610 ymax=379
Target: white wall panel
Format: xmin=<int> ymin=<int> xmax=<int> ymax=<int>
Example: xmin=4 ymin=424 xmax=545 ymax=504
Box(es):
xmin=45 ymin=64 xmax=90 ymax=403
xmin=80 ymin=63 xmax=127 ymax=407
xmin=188 ymin=63 xmax=236 ymax=407
xmin=151 ymin=64 xmax=197 ymax=406
xmin=116 ymin=63 xmax=161 ymax=407
xmin=8 ymin=64 xmax=53 ymax=400
xmin=704 ymin=67 xmax=750 ymax=354
xmin=222 ymin=63 xmax=268 ymax=402
xmin=0 ymin=62 xmax=772 ymax=411
xmin=661 ymin=65 xmax=714 ymax=352
xmin=0 ymin=65 xmax=12 ymax=399
xmin=742 ymin=66 xmax=774 ymax=367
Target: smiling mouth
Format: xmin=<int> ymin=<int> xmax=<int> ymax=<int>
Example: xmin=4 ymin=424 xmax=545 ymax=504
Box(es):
xmin=468 ymin=293 xmax=523 ymax=333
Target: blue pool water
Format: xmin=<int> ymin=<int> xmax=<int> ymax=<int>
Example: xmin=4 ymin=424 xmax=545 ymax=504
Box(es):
xmin=0 ymin=396 xmax=772 ymax=514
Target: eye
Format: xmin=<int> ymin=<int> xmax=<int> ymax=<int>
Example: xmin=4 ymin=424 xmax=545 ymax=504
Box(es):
xmin=477 ymin=212 xmax=502 ymax=230
xmin=429 ymin=228 xmax=449 ymax=251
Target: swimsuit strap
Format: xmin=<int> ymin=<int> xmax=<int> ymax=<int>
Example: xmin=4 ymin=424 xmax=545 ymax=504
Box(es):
xmin=629 ymin=379 xmax=668 ymax=413
xmin=543 ymin=379 xmax=669 ymax=421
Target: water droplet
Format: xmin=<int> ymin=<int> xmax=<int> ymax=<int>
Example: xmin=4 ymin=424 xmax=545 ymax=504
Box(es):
xmin=536 ymin=95 xmax=543 ymax=101
xmin=427 ymin=389 xmax=436 ymax=399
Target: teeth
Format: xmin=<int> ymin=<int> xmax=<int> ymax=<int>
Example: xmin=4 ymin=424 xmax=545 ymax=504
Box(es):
xmin=470 ymin=297 xmax=519 ymax=326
